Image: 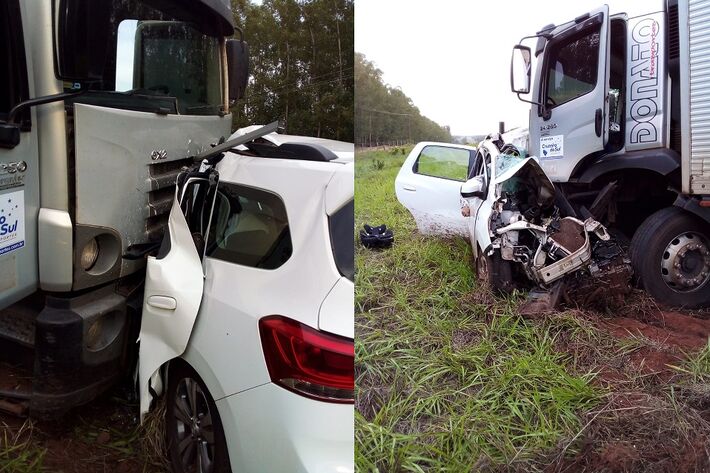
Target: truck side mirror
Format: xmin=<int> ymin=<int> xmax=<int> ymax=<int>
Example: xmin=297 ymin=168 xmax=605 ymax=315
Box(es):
xmin=0 ymin=124 xmax=20 ymax=149
xmin=54 ymin=0 xmax=112 ymax=81
xmin=461 ymin=175 xmax=486 ymax=199
xmin=227 ymin=39 xmax=249 ymax=101
xmin=511 ymin=45 xmax=532 ymax=95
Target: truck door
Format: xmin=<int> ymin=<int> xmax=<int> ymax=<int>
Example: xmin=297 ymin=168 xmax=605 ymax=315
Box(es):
xmin=0 ymin=1 xmax=40 ymax=310
xmin=530 ymin=6 xmax=610 ymax=182
xmin=138 ymin=171 xmax=218 ymax=417
xmin=395 ymin=142 xmax=476 ymax=236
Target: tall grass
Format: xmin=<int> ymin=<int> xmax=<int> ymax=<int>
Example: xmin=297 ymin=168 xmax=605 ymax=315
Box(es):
xmin=354 ymin=150 xmax=602 ymax=471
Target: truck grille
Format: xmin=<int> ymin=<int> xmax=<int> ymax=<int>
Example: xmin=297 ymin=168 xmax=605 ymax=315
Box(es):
xmin=146 ymin=157 xmax=192 ymax=241
xmin=668 ymin=2 xmax=680 ymax=61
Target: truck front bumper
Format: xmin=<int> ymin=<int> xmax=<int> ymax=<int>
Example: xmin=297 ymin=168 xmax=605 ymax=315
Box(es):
xmin=28 ymin=284 xmax=139 ymax=417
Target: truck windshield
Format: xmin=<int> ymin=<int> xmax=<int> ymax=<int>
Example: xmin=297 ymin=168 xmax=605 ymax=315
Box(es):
xmin=116 ymin=20 xmax=222 ymax=115
xmin=63 ymin=0 xmax=223 ymax=116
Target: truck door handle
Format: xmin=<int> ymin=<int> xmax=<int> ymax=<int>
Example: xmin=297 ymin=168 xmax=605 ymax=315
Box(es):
xmin=402 ymin=185 xmax=416 ymax=192
xmin=595 ymin=108 xmax=602 ymax=137
xmin=147 ymin=295 xmax=177 ymax=310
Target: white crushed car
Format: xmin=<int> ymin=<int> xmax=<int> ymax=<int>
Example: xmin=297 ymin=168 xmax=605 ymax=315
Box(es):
xmin=395 ymin=134 xmax=631 ymax=310
xmin=137 ymin=123 xmax=354 ymax=473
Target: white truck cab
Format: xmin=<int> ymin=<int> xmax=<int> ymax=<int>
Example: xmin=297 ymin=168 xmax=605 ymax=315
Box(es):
xmin=0 ymin=0 xmax=248 ymax=416
xmin=502 ymin=0 xmax=710 ymax=307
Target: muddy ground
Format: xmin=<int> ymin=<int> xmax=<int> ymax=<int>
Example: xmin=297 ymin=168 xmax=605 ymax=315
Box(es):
xmin=2 ymin=300 xmax=710 ymax=471
xmin=0 ymin=367 xmax=168 ymax=473
xmin=539 ymin=296 xmax=710 ymax=472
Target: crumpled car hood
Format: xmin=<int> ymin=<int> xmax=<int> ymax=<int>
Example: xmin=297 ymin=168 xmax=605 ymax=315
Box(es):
xmin=494 ymin=156 xmax=553 ymax=188
xmin=494 ymin=156 xmax=556 ymax=212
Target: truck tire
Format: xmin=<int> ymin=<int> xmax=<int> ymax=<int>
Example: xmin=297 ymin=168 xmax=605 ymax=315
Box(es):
xmin=166 ymin=361 xmax=232 ymax=473
xmin=630 ymin=207 xmax=710 ymax=308
xmin=475 ymin=250 xmax=515 ymax=294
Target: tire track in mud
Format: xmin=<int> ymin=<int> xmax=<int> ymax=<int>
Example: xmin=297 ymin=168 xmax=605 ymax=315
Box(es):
xmin=547 ymin=305 xmax=710 ymax=472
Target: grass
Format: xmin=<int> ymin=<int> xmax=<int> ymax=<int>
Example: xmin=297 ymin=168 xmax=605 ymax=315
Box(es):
xmin=0 ymin=385 xmax=169 ymax=473
xmin=0 ymin=421 xmax=45 ymax=473
xmin=354 ymin=148 xmax=710 ymax=472
xmin=355 ymin=149 xmax=601 ymax=471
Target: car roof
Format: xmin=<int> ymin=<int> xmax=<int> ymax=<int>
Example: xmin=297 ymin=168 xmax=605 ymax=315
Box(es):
xmin=230 ymin=126 xmax=354 ymax=163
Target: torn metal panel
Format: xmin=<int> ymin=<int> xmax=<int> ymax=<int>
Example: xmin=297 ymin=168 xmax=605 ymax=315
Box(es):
xmin=482 ymin=142 xmax=632 ymax=309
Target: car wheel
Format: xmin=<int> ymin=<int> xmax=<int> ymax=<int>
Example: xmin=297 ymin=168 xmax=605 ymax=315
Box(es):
xmin=166 ymin=362 xmax=232 ymax=473
xmin=475 ymin=249 xmax=515 ymax=294
xmin=630 ymin=207 xmax=710 ymax=308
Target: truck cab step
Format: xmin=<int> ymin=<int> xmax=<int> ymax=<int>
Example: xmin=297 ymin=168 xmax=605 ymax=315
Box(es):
xmin=0 ymin=305 xmax=36 ymax=347
xmin=0 ymin=362 xmax=32 ymax=416
xmin=0 ymin=398 xmax=29 ymax=416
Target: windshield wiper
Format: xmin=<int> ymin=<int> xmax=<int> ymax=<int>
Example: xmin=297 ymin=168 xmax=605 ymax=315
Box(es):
xmin=193 ymin=121 xmax=280 ymax=164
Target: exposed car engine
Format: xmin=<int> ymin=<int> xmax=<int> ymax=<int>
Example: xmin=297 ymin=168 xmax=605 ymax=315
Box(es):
xmin=484 ymin=145 xmax=632 ymax=312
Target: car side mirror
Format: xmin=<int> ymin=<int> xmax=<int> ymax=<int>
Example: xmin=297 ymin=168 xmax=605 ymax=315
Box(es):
xmin=227 ymin=39 xmax=249 ymax=101
xmin=511 ymin=45 xmax=531 ymax=94
xmin=461 ymin=176 xmax=486 ymax=199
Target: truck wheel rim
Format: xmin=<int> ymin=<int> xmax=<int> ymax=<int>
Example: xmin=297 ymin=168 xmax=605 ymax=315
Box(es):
xmin=174 ymin=377 xmax=216 ymax=473
xmin=660 ymin=231 xmax=710 ymax=293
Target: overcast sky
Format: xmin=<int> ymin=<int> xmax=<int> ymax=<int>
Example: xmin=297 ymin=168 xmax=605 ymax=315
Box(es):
xmin=355 ymin=0 xmax=660 ymax=136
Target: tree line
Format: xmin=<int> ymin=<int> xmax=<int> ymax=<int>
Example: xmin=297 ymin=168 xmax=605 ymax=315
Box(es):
xmin=355 ymin=53 xmax=452 ymax=147
xmin=230 ymin=0 xmax=354 ymax=142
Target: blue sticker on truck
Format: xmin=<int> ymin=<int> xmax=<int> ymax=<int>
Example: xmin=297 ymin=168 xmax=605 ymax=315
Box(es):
xmin=0 ymin=190 xmax=25 ymax=256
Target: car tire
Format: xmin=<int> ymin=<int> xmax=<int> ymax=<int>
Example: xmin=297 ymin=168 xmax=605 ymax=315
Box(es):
xmin=475 ymin=249 xmax=515 ymax=294
xmin=166 ymin=361 xmax=232 ymax=473
xmin=630 ymin=207 xmax=710 ymax=308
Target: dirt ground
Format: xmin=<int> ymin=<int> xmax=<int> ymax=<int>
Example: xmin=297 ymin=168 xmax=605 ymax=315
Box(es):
xmin=2 ymin=300 xmax=710 ymax=471
xmin=0 ymin=369 xmax=168 ymax=473
xmin=542 ymin=297 xmax=710 ymax=473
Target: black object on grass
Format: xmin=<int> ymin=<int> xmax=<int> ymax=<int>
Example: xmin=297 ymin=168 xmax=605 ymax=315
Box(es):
xmin=360 ymin=224 xmax=394 ymax=249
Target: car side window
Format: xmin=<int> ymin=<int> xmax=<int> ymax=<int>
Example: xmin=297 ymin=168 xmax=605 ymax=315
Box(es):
xmin=413 ymin=145 xmax=471 ymax=181
xmin=179 ymin=178 xmax=217 ymax=257
xmin=544 ymin=25 xmax=600 ymax=108
xmin=471 ymin=150 xmax=488 ymax=179
xmin=205 ymin=182 xmax=292 ymax=270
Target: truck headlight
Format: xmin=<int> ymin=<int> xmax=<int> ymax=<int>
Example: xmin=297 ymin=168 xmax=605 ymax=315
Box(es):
xmin=80 ymin=238 xmax=99 ymax=271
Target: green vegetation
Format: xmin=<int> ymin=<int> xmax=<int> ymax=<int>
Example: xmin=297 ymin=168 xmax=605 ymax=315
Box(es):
xmin=355 ymin=149 xmax=710 ymax=471
xmin=0 ymin=391 xmax=169 ymax=472
xmin=417 ymin=145 xmax=470 ymax=182
xmin=230 ymin=0 xmax=353 ymax=141
xmin=355 ymin=150 xmax=600 ymax=470
xmin=355 ymin=54 xmax=452 ymax=147
xmin=0 ymin=422 xmax=45 ymax=473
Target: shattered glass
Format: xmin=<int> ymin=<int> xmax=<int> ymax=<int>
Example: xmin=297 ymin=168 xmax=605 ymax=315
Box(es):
xmin=495 ymin=146 xmax=527 ymax=176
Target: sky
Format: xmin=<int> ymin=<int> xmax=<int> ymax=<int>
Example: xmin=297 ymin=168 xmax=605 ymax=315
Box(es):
xmin=115 ymin=20 xmax=138 ymax=91
xmin=355 ymin=0 xmax=660 ymax=136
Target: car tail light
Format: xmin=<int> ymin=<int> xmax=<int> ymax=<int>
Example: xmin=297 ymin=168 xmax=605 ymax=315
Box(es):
xmin=259 ymin=315 xmax=354 ymax=403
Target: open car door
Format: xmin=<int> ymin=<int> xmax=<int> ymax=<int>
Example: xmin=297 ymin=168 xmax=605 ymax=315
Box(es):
xmin=395 ymin=142 xmax=477 ymax=236
xmin=138 ymin=170 xmax=218 ymax=418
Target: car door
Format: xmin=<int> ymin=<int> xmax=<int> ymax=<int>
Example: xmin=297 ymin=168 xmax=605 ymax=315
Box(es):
xmin=529 ymin=5 xmax=610 ymax=182
xmin=463 ymin=148 xmax=492 ymax=256
xmin=138 ymin=171 xmax=218 ymax=417
xmin=395 ymin=142 xmax=477 ymax=236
